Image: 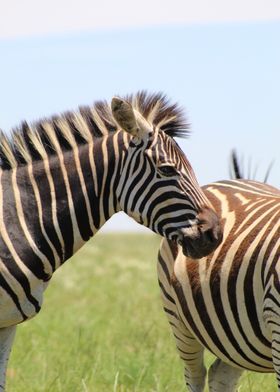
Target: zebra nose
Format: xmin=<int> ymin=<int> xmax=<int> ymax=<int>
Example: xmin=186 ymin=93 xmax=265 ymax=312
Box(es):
xmin=178 ymin=207 xmax=223 ymax=259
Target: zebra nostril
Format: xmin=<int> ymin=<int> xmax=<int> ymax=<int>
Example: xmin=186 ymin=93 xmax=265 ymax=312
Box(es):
xmin=197 ymin=207 xmax=223 ymax=242
xmin=204 ymin=227 xmax=222 ymax=245
xmin=201 ymin=222 xmax=223 ymax=248
xmin=204 ymin=229 xmax=215 ymax=243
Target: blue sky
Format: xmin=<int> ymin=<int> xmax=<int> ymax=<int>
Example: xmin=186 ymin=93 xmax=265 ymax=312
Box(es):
xmin=0 ymin=5 xmax=279 ymax=231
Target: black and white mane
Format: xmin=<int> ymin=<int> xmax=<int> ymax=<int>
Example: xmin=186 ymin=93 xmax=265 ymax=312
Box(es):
xmin=0 ymin=92 xmax=189 ymax=170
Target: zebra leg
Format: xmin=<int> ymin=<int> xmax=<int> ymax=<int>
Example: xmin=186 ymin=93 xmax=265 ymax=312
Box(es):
xmin=158 ymin=243 xmax=206 ymax=391
xmin=264 ymin=285 xmax=280 ymax=389
xmin=167 ymin=314 xmax=206 ymax=392
xmin=208 ymin=358 xmax=243 ymax=392
xmin=270 ymin=326 xmax=280 ymax=389
xmin=0 ymin=325 xmax=16 ymax=391
xmin=180 ymin=334 xmax=206 ymax=392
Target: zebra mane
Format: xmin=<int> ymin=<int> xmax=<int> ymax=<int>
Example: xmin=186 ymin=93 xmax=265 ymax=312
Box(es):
xmin=0 ymin=91 xmax=189 ymax=170
xmin=229 ymin=149 xmax=274 ymax=183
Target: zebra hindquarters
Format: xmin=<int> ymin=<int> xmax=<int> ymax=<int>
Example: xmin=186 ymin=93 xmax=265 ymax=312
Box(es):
xmin=158 ymin=239 xmax=206 ymax=392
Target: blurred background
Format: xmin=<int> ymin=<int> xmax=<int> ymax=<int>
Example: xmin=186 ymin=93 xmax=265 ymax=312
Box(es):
xmin=0 ymin=0 xmax=279 ymax=232
xmin=1 ymin=2 xmax=280 ymax=391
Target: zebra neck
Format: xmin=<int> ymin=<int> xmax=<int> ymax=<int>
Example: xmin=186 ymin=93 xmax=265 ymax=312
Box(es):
xmin=40 ymin=136 xmax=125 ymax=264
xmin=0 ymin=134 xmax=126 ymax=278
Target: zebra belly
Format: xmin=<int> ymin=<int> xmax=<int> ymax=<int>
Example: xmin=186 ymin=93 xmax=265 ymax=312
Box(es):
xmin=173 ymin=253 xmax=274 ymax=372
xmin=0 ymin=280 xmax=48 ymax=328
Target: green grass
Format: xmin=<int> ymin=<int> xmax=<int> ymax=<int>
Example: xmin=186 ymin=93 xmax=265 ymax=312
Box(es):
xmin=7 ymin=234 xmax=277 ymax=391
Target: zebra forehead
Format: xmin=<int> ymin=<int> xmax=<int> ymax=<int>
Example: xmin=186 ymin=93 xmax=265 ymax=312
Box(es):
xmin=0 ymin=91 xmax=190 ymax=170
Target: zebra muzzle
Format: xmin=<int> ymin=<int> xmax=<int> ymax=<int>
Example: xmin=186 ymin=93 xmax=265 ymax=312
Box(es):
xmin=178 ymin=207 xmax=223 ymax=259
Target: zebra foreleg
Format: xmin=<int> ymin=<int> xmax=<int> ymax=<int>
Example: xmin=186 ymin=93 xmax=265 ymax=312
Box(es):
xmin=182 ymin=339 xmax=206 ymax=392
xmin=168 ymin=317 xmax=206 ymax=392
xmin=160 ymin=294 xmax=206 ymax=390
xmin=0 ymin=326 xmax=16 ymax=391
xmin=208 ymin=358 xmax=243 ymax=392
xmin=158 ymin=242 xmax=206 ymax=391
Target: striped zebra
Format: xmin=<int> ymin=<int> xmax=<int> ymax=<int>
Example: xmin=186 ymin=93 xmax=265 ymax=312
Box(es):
xmin=158 ymin=176 xmax=280 ymax=391
xmin=0 ymin=92 xmax=222 ymax=389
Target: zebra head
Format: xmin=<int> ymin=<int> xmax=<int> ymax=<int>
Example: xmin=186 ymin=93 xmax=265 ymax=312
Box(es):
xmin=112 ymin=96 xmax=223 ymax=259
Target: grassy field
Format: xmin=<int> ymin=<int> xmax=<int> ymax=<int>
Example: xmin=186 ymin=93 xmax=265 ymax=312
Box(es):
xmin=7 ymin=234 xmax=277 ymax=391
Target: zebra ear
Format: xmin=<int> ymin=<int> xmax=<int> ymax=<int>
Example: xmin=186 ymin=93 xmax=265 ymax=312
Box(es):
xmin=111 ymin=97 xmax=150 ymax=138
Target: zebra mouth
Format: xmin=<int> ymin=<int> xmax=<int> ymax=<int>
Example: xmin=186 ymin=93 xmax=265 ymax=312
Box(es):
xmin=177 ymin=209 xmax=223 ymax=259
xmin=178 ymin=235 xmax=217 ymax=259
xmin=177 ymin=228 xmax=221 ymax=259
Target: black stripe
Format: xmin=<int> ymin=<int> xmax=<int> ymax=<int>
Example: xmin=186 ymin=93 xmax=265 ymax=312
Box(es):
xmin=158 ymin=253 xmax=172 ymax=283
xmin=49 ymin=160 xmax=74 ymax=261
xmin=63 ymin=149 xmax=92 ymax=241
xmin=0 ymin=274 xmax=28 ymax=320
xmin=158 ymin=279 xmax=176 ymax=304
xmin=79 ymin=144 xmax=100 ymax=229
xmin=93 ymin=139 xmax=105 ymax=202
xmin=111 ymin=133 xmax=124 ymax=211
xmin=102 ymin=135 xmax=116 ymax=221
xmin=33 ymin=161 xmax=64 ymax=261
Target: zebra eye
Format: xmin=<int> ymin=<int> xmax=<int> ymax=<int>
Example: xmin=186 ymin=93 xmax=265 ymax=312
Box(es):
xmin=158 ymin=165 xmax=178 ymax=177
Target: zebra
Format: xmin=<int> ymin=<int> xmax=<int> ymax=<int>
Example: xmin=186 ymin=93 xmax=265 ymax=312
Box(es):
xmin=0 ymin=91 xmax=222 ymax=390
xmin=158 ymin=166 xmax=280 ymax=391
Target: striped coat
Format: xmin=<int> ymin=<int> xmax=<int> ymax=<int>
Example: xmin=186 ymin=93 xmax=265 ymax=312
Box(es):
xmin=158 ymin=179 xmax=280 ymax=391
xmin=0 ymin=92 xmax=222 ymax=390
